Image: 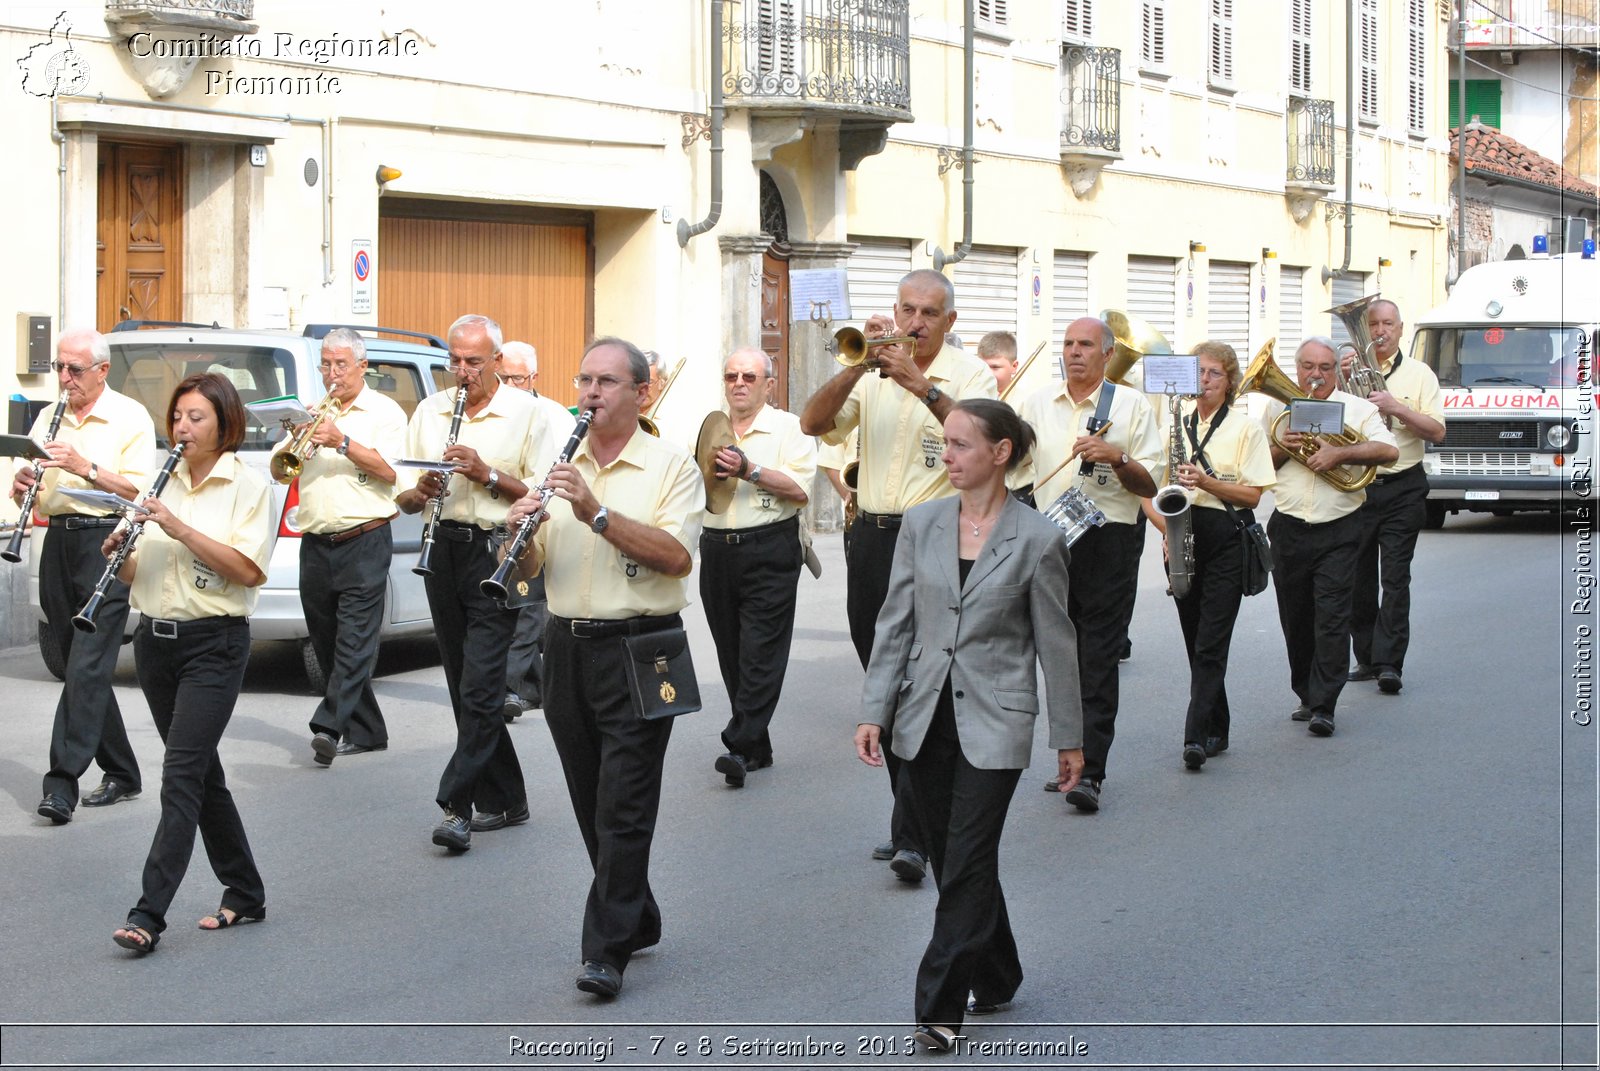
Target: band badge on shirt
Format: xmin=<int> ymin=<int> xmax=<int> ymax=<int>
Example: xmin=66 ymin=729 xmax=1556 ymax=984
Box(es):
xmin=920 ymin=431 xmax=944 ymax=470
xmin=357 ymin=472 xmax=369 ymax=486
xmin=620 ymin=551 xmax=642 ymax=580
xmin=192 ymin=557 xmax=222 ymax=591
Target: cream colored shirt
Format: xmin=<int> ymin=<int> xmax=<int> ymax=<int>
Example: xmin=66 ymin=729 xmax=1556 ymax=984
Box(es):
xmin=704 ymin=404 xmax=818 ymax=531
xmin=24 ymin=387 xmax=155 ymax=518
xmin=129 ymin=452 xmax=275 ymax=620
xmin=531 ymin=429 xmax=705 ymax=619
xmin=279 ymin=384 xmax=408 ymax=534
xmin=1265 ymin=390 xmax=1397 ymax=523
xmin=534 ymin=391 xmax=579 ymax=462
xmin=1177 ymin=400 xmax=1277 ymax=511
xmin=1374 ymin=353 xmax=1444 ymax=475
xmin=818 ymin=345 xmax=997 ymax=515
xmin=405 ymin=385 xmax=548 ymax=529
xmin=1016 ymin=378 xmax=1165 ymax=526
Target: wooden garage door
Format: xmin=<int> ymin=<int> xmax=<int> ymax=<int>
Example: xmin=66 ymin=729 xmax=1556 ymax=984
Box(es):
xmin=378 ymin=204 xmax=592 ymax=407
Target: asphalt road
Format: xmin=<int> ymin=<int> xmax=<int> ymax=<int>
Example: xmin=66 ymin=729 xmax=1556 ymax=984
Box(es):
xmin=0 ymin=508 xmax=1592 ymax=1070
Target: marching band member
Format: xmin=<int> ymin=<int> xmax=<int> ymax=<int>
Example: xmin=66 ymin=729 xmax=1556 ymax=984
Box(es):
xmin=700 ymin=347 xmax=816 ymax=788
xmin=1346 ymin=300 xmax=1445 ymax=695
xmin=1167 ymin=343 xmax=1275 ymax=769
xmin=1017 ymin=316 xmax=1161 ymax=813
xmin=800 ymin=268 xmax=997 ymax=883
xmin=15 ymin=328 xmax=155 ymax=824
xmin=1267 ymin=338 xmax=1397 ymax=737
xmin=396 ymin=315 xmax=544 ymax=853
xmin=508 ymin=336 xmax=705 ymax=999
xmin=977 ymin=331 xmax=1019 ymax=395
xmin=282 ymin=329 xmax=408 ymax=767
xmin=108 ymin=372 xmax=274 ymax=953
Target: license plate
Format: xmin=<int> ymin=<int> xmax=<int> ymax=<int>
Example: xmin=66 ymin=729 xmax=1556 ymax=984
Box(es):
xmin=1464 ymin=490 xmax=1500 ymax=501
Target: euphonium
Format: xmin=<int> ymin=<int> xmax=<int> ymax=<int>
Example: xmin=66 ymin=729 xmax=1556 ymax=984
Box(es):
xmin=1102 ymin=309 xmax=1174 ymax=387
xmin=3 ymin=390 xmax=69 ymax=564
xmin=270 ymin=392 xmax=346 ymax=483
xmin=1238 ymin=339 xmax=1376 ymax=493
xmin=1152 ymin=394 xmax=1194 ymax=599
xmin=1327 ymin=293 xmax=1394 ymax=430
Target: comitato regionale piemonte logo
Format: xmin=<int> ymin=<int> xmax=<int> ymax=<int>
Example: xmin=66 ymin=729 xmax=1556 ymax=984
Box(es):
xmin=17 ymin=12 xmax=92 ymax=98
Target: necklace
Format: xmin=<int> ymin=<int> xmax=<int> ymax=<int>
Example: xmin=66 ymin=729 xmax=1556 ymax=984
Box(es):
xmin=963 ymin=509 xmax=998 ymax=537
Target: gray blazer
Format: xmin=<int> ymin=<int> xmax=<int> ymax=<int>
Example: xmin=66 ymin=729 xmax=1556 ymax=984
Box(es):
xmin=860 ymin=494 xmax=1082 ymax=770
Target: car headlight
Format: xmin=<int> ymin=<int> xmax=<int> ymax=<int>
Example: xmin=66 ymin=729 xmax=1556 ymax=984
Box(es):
xmin=1547 ymin=423 xmax=1573 ymax=451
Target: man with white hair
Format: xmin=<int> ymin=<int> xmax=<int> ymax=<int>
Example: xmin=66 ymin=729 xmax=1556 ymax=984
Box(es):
xmin=12 ymin=328 xmax=154 ymax=824
xmin=497 ymin=340 xmax=575 ymax=720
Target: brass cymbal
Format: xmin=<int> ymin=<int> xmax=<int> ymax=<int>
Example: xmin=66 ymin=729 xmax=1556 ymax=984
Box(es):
xmin=696 ymin=410 xmax=737 ymax=514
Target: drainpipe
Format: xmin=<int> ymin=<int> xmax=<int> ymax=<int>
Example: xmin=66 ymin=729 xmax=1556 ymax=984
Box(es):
xmin=1450 ymin=0 xmax=1466 ymax=288
xmin=678 ymin=0 xmax=723 ymax=247
xmin=933 ymin=0 xmax=974 ymax=271
xmin=52 ymin=97 xmax=67 ymax=328
xmin=1322 ymin=0 xmax=1356 ymax=285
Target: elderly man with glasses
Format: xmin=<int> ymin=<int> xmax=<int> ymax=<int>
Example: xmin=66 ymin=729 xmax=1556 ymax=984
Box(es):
xmin=12 ymin=328 xmax=155 ymax=824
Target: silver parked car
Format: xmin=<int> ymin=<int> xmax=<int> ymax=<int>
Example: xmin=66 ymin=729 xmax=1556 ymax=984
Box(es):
xmin=28 ymin=321 xmax=452 ymax=692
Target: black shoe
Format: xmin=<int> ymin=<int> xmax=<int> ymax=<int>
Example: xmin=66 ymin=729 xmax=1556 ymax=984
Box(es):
xmin=714 ymin=752 xmax=749 ymax=787
xmin=576 ymin=960 xmax=622 ymax=998
xmin=967 ymin=994 xmax=1014 ymax=1016
xmin=431 ymin=811 xmax=471 ymax=852
xmin=335 ymin=740 xmax=387 ymax=757
xmin=37 ymin=794 xmax=71 ymax=824
xmin=470 ymin=802 xmax=530 ymax=832
xmin=1308 ymin=714 xmax=1335 ymax=737
xmin=914 ymin=1025 xmax=956 ymax=1053
xmin=1063 ymin=779 xmax=1101 ymax=812
xmin=82 ymin=780 xmax=139 ymax=807
xmin=1377 ymin=668 xmax=1403 ymax=694
xmin=502 ymin=691 xmax=533 ymax=722
xmin=1042 ymin=777 xmax=1062 ymax=792
xmin=1347 ymin=663 xmax=1375 ymax=682
xmin=1182 ymin=743 xmax=1206 ymax=770
xmin=1204 ymin=736 xmax=1227 ymax=757
xmin=871 ymin=841 xmax=895 ymax=861
xmin=889 ymin=848 xmax=927 ymax=883
xmin=311 ymin=732 xmax=337 ymax=767
xmin=1290 ymin=704 xmax=1312 ymax=722
xmin=1120 ymin=639 xmax=1132 ymax=662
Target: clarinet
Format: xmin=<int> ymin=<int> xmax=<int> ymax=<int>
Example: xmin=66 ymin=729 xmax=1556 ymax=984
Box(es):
xmin=3 ymin=391 xmax=70 ymax=564
xmin=481 ymin=409 xmax=594 ymax=600
xmin=73 ymin=442 xmax=186 ymax=634
xmin=414 ymin=385 xmax=468 ymax=577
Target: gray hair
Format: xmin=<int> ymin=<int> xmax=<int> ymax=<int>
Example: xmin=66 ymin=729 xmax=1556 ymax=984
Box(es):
xmin=585 ymin=336 xmax=651 ymax=386
xmin=448 ymin=314 xmax=503 ymax=353
xmin=500 ymin=340 xmax=538 ymax=374
xmin=898 ymin=268 xmax=956 ymax=312
xmin=60 ymin=327 xmax=110 ymax=367
xmin=321 ymin=327 xmax=367 ymax=363
xmin=1297 ymin=336 xmax=1338 ymax=362
xmin=1090 ymin=318 xmax=1115 ymax=356
xmin=723 ymin=346 xmax=775 ymax=378
xmin=642 ymin=349 xmax=666 ymax=374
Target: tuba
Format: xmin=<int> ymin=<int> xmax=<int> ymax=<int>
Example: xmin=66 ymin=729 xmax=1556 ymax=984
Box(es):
xmin=1239 ymin=339 xmax=1376 ymax=493
xmin=270 ymin=392 xmax=346 ymax=483
xmin=1327 ymin=293 xmax=1393 ymax=429
xmin=1102 ymin=309 xmax=1173 ymax=387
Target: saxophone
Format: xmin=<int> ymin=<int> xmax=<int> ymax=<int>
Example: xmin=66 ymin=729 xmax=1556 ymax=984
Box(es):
xmin=1152 ymin=395 xmax=1194 ymax=600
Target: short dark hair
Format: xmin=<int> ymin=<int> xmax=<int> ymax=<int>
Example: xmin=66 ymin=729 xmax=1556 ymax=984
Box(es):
xmin=585 ymin=336 xmax=651 ymax=386
xmin=951 ymin=398 xmax=1035 ymax=472
xmin=168 ymin=371 xmax=248 ymax=452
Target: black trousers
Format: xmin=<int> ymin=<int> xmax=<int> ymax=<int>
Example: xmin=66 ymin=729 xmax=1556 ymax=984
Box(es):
xmin=1175 ymin=507 xmax=1249 ymax=748
xmin=506 ymin=572 xmax=549 ymax=706
xmin=1351 ymin=465 xmax=1428 ymax=674
xmin=1065 ymin=519 xmax=1143 ymax=782
xmin=40 ymin=522 xmax=141 ymax=807
xmin=906 ymin=684 xmax=1023 ymax=1033
xmin=302 ymin=524 xmax=390 ymax=748
xmin=1268 ymin=509 xmax=1364 ymax=719
xmin=543 ymin=616 xmax=678 ymax=971
xmin=422 ymin=525 xmax=525 ymax=816
xmin=846 ymin=514 xmax=921 ymax=855
xmin=699 ymin=518 xmax=802 ymax=764
xmin=127 ymin=617 xmax=263 ymax=935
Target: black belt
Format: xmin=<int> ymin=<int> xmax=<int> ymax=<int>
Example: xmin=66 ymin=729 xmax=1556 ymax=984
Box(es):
xmin=55 ymin=515 xmax=119 ymax=530
xmin=701 ymin=515 xmax=798 ymax=545
xmin=552 ymin=612 xmax=682 ymax=640
xmin=857 ymin=511 xmax=903 ymax=529
xmin=436 ymin=520 xmax=491 ymax=543
xmin=307 ymin=514 xmax=395 ymax=545
xmin=143 ymin=615 xmax=248 ymax=640
xmin=1370 ymin=464 xmax=1424 ymax=487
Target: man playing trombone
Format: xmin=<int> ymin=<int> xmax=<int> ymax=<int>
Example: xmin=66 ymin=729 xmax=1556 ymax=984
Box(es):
xmin=12 ymin=328 xmax=154 ymax=825
xmin=1265 ymin=338 xmax=1397 ymax=738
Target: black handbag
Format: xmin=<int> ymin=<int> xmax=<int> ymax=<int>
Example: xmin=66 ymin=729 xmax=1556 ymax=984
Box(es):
xmin=620 ymin=627 xmax=702 ymax=720
xmin=1236 ymin=516 xmax=1273 ymax=596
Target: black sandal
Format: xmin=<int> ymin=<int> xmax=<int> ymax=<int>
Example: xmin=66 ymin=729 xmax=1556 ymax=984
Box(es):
xmin=112 ymin=926 xmax=158 ymax=954
xmin=199 ymin=907 xmax=265 ymax=930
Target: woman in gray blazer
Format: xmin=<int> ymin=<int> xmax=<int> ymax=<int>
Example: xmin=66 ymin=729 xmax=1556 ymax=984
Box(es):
xmin=855 ymin=398 xmax=1084 ymax=1051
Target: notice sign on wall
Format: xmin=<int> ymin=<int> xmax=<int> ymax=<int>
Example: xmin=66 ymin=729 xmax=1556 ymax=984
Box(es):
xmin=351 ymin=239 xmax=374 ymax=315
xmin=789 ymin=268 xmax=851 ymax=326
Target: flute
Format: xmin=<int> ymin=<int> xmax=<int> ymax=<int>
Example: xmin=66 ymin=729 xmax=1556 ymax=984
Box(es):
xmin=3 ymin=391 xmax=70 ymax=564
xmin=414 ymin=385 xmax=468 ymax=577
xmin=481 ymin=409 xmax=595 ymax=600
xmin=73 ymin=442 xmax=186 ymax=633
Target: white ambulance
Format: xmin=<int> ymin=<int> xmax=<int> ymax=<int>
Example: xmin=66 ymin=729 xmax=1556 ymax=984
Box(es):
xmin=1411 ymin=248 xmax=1597 ymax=526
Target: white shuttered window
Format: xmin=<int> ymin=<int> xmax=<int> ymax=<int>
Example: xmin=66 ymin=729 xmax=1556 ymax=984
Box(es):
xmin=1277 ymin=265 xmax=1306 ymax=373
xmin=1206 ymin=261 xmax=1251 ymax=357
xmin=1209 ymin=0 xmax=1234 ymax=85
xmin=1051 ymin=251 xmax=1092 ymax=379
xmin=1359 ymin=0 xmax=1379 ymax=122
xmin=1330 ymin=272 xmax=1371 ymax=349
xmin=1126 ymin=256 xmax=1179 ymax=349
xmin=846 ymin=237 xmax=914 ymax=324
xmin=1290 ymin=0 xmax=1313 ymax=94
xmin=951 ymin=247 xmax=1021 ymax=351
xmin=1407 ymin=0 xmax=1427 ymax=133
xmin=1142 ymin=0 xmax=1168 ymax=67
xmin=1062 ymin=0 xmax=1094 ymax=41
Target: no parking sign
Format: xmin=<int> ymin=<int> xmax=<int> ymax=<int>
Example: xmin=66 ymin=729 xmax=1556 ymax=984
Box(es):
xmin=351 ymin=239 xmax=374 ymax=314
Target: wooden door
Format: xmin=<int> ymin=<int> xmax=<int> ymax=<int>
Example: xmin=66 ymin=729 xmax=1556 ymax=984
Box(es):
xmin=761 ymin=242 xmax=791 ymax=409
xmin=97 ymin=142 xmax=184 ymax=331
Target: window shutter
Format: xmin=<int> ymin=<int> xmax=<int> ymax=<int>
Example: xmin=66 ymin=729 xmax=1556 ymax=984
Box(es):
xmin=1290 ymin=0 xmax=1313 ymax=93
xmin=1063 ymin=0 xmax=1094 ymax=41
xmin=1407 ymin=0 xmax=1427 ymax=132
xmin=1359 ymin=0 xmax=1379 ymax=121
xmin=1142 ymin=0 xmax=1167 ymax=66
xmin=1448 ymin=79 xmax=1502 ymax=128
xmin=1209 ymin=0 xmax=1234 ymax=84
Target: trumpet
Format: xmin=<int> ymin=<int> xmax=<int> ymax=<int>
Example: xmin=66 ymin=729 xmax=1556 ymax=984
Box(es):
xmin=270 ymin=393 xmax=345 ymax=483
xmin=414 ymin=385 xmax=468 ymax=577
xmin=73 ymin=442 xmax=185 ymax=633
xmin=1238 ymin=339 xmax=1376 ymax=493
xmin=481 ymin=409 xmax=594 ymax=601
xmin=827 ymin=327 xmax=919 ymax=369
xmin=3 ymin=390 xmax=69 ymax=564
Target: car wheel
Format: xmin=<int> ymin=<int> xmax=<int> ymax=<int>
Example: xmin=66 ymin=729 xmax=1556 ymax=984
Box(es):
xmin=1423 ymin=501 xmax=1446 ymax=530
xmin=301 ymin=638 xmax=327 ymax=696
xmin=38 ymin=621 xmax=66 ymax=681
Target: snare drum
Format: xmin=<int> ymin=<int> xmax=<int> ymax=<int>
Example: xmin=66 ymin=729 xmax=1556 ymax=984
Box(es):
xmin=1042 ymin=487 xmax=1106 ymax=547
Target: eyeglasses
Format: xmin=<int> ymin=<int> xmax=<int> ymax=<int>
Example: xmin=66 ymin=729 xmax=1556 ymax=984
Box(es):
xmin=1198 ymin=368 xmax=1228 ymax=381
xmin=447 ymin=355 xmax=491 ymax=371
xmin=318 ymin=360 xmax=360 ymax=373
xmin=573 ymin=374 xmax=637 ymax=392
xmin=723 ymin=371 xmax=764 ymax=384
xmin=52 ymin=361 xmax=95 ymax=378
xmin=502 ymin=373 xmax=531 ymax=387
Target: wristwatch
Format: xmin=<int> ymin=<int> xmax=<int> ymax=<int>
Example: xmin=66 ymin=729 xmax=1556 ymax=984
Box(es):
xmin=86 ymin=462 xmax=99 ymax=485
xmin=747 ymin=464 xmax=763 ymax=484
xmin=590 ymin=505 xmax=610 ymax=534
xmin=1111 ymin=452 xmax=1130 ymax=469
xmin=485 ymin=468 xmax=500 ymax=492
xmin=337 ymin=435 xmax=351 ymax=456
xmin=921 ymin=385 xmax=944 ymax=407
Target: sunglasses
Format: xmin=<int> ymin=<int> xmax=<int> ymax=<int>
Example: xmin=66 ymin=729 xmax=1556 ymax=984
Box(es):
xmin=723 ymin=371 xmax=765 ymax=384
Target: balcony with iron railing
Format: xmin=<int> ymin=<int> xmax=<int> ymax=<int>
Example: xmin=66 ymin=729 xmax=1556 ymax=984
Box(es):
xmin=1452 ymin=0 xmax=1599 ymax=49
xmin=1059 ymin=45 xmax=1121 ymax=197
xmin=723 ymin=0 xmax=912 ymax=121
xmin=1283 ymin=95 xmax=1335 ymax=221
